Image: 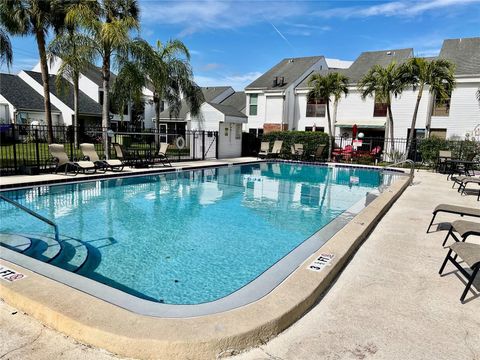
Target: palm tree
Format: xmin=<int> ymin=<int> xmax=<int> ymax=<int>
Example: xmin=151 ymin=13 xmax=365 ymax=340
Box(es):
xmin=307 ymin=72 xmax=349 ymax=161
xmin=0 ymin=0 xmax=68 ymax=143
xmin=48 ymin=30 xmax=96 ymax=148
xmin=402 ymin=57 xmax=455 ymax=155
xmin=112 ymin=38 xmax=204 ymax=148
xmin=0 ymin=25 xmax=12 ymax=68
xmin=67 ymin=0 xmax=140 ymax=157
xmin=358 ymin=62 xmax=407 ymax=154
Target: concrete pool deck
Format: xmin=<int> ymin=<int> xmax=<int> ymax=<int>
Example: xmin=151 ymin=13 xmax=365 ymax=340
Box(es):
xmin=1 ymin=169 xmax=479 ymax=359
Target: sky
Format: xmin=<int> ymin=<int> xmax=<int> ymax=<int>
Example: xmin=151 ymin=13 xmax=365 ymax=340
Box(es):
xmin=2 ymin=0 xmax=480 ymax=90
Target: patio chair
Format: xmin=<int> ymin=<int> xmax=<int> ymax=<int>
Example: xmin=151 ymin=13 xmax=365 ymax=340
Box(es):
xmin=370 ymin=146 xmax=382 ymax=162
xmin=309 ymin=144 xmax=326 ymax=161
xmin=257 ymin=142 xmax=270 ymax=159
xmin=48 ymin=144 xmax=96 ymax=175
xmin=442 ymin=220 xmax=480 ymax=246
xmin=149 ymin=142 xmax=172 ymax=167
xmin=436 ymin=150 xmax=452 ymax=173
xmin=291 ymin=143 xmax=304 ymax=160
xmin=268 ymin=140 xmax=283 ymax=158
xmin=112 ymin=143 xmax=146 ymax=167
xmin=427 ymin=204 xmax=480 ymax=233
xmin=439 ymin=242 xmax=480 ymax=302
xmin=80 ymin=143 xmax=124 ymax=172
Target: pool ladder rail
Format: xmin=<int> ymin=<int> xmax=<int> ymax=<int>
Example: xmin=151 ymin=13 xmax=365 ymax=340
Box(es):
xmin=0 ymin=194 xmax=59 ymax=242
xmin=382 ymin=159 xmax=415 ymax=185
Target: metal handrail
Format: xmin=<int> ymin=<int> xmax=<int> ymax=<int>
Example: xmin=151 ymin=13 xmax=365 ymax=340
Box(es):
xmin=0 ymin=194 xmax=59 ymax=242
xmin=382 ymin=159 xmax=415 ymax=185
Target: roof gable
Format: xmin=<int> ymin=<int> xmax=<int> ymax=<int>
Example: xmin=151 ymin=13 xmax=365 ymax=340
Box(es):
xmin=25 ymin=71 xmax=102 ymax=116
xmin=206 ymin=102 xmax=247 ymax=118
xmin=246 ymin=56 xmax=324 ymax=90
xmin=219 ymin=92 xmax=246 ymax=113
xmin=0 ymin=73 xmax=60 ymax=112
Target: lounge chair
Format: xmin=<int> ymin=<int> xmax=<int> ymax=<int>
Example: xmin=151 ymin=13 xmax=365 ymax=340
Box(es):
xmin=80 ymin=143 xmax=124 ymax=172
xmin=149 ymin=142 xmax=171 ymax=166
xmin=291 ymin=143 xmax=304 ymax=160
xmin=48 ymin=144 xmax=96 ymax=175
xmin=258 ymin=142 xmax=270 ymax=159
xmin=267 ymin=140 xmax=283 ymax=158
xmin=442 ymin=220 xmax=480 ymax=246
xmin=309 ymin=144 xmax=326 ymax=161
xmin=427 ymin=204 xmax=480 ymax=233
xmin=439 ymin=242 xmax=480 ymax=302
xmin=456 ymin=176 xmax=480 ymax=201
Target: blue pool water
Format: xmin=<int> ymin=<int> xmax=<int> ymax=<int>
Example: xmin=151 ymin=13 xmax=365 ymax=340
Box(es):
xmin=0 ymin=163 xmax=397 ymax=304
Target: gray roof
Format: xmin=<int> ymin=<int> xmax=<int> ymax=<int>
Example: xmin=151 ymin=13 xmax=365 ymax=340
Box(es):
xmin=220 ymin=91 xmax=246 ymax=113
xmin=296 ymin=48 xmax=413 ymax=89
xmin=296 ymin=68 xmax=348 ymax=90
xmin=26 ymin=71 xmax=102 ymax=116
xmin=159 ymin=87 xmax=231 ymax=119
xmin=246 ymin=56 xmax=324 ymax=90
xmin=207 ymin=102 xmax=247 ymax=118
xmin=344 ymin=48 xmax=413 ymax=82
xmin=439 ymin=37 xmax=480 ymax=76
xmin=82 ymin=64 xmax=116 ymax=88
xmin=0 ymin=73 xmax=60 ymax=112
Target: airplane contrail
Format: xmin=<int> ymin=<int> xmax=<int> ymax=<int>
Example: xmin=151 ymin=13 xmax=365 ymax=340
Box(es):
xmin=269 ymin=21 xmax=295 ymax=50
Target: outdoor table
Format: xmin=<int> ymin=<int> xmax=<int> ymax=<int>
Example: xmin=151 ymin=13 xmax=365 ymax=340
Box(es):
xmin=446 ymin=159 xmax=479 ymax=179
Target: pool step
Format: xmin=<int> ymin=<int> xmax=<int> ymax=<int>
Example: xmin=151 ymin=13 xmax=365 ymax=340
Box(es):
xmin=0 ymin=233 xmax=89 ymax=273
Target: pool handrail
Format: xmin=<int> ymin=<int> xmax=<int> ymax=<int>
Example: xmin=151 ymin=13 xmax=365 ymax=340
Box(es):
xmin=0 ymin=194 xmax=59 ymax=242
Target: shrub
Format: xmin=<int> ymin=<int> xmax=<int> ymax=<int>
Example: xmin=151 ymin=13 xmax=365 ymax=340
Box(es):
xmin=418 ymin=138 xmax=480 ymax=165
xmin=261 ymin=131 xmax=329 ymax=158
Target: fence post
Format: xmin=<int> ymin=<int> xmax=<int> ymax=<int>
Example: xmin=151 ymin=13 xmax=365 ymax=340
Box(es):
xmin=35 ymin=128 xmax=40 ymax=169
xmin=202 ymin=131 xmax=205 ymax=160
xmin=215 ymin=132 xmax=219 ymax=159
xmin=193 ymin=131 xmax=196 ymax=160
xmin=12 ymin=125 xmax=18 ymax=174
xmin=70 ymin=128 xmax=74 ymax=160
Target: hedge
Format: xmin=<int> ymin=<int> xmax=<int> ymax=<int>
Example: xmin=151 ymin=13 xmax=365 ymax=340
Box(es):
xmin=419 ymin=138 xmax=480 ymax=165
xmin=261 ymin=131 xmax=329 ymax=158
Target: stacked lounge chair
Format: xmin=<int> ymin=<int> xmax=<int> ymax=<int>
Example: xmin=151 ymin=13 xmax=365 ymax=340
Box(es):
xmin=257 ymin=142 xmax=270 ymax=159
xmin=80 ymin=143 xmax=124 ymax=172
xmin=426 ymin=204 xmax=480 ymax=233
xmin=49 ymin=144 xmax=96 ymax=175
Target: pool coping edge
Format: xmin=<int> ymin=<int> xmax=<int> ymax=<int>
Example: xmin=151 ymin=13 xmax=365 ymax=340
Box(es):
xmin=0 ymin=173 xmax=410 ymax=359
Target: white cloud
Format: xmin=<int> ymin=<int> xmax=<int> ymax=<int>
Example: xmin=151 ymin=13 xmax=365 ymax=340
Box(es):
xmin=315 ymin=0 xmax=479 ymax=19
xmin=140 ymin=0 xmax=306 ymax=36
xmin=199 ymin=63 xmax=223 ymax=71
xmin=195 ymin=71 xmax=263 ymax=91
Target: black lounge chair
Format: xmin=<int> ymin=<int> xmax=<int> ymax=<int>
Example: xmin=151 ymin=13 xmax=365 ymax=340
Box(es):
xmin=439 ymin=242 xmax=480 ymax=302
xmin=427 ymin=204 xmax=480 ymax=233
xmin=442 ymin=220 xmax=480 ymax=246
xmin=48 ymin=144 xmax=96 ymax=175
xmin=455 ymin=176 xmax=480 ymax=201
xmin=112 ymin=143 xmax=148 ymax=167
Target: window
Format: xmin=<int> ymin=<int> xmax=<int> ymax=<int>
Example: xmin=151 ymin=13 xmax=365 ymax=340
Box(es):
xmin=249 ymin=94 xmax=258 ymax=116
xmin=430 ymin=128 xmax=447 ymax=139
xmin=306 ymin=97 xmax=326 ymax=117
xmin=407 ymin=128 xmax=426 ymax=139
xmin=373 ymin=95 xmax=388 ymax=117
xmin=236 ymin=124 xmax=242 ymax=139
xmin=432 ymin=92 xmax=451 ymax=116
xmin=305 ymin=126 xmax=325 ymax=132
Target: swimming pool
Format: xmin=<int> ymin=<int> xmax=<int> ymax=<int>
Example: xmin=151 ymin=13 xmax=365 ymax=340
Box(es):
xmin=0 ymin=162 xmax=399 ymax=310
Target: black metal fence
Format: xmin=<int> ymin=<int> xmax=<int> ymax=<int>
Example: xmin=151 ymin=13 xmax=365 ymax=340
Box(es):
xmin=0 ymin=124 xmax=218 ymax=175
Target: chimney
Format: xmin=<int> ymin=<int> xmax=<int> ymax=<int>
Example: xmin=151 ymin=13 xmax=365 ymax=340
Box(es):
xmin=273 ymin=77 xmax=278 ymax=87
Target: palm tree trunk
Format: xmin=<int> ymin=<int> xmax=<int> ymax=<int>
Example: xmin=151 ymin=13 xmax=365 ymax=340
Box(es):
xmin=36 ymin=30 xmax=53 ymax=144
xmin=154 ymin=92 xmax=160 ymax=148
xmin=326 ymin=101 xmax=332 ymax=161
xmin=73 ymin=75 xmax=79 ymax=148
xmin=102 ymin=53 xmax=111 ymax=159
xmin=387 ymin=101 xmax=395 ymax=155
xmin=406 ymin=83 xmax=424 ymax=157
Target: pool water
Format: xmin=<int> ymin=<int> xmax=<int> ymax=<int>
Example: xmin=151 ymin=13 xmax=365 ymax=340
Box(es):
xmin=0 ymin=163 xmax=396 ymax=304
